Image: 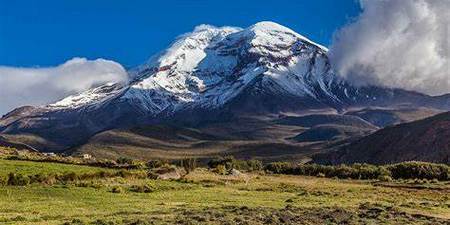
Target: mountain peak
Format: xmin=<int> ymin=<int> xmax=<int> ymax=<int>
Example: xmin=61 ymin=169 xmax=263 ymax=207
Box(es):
xmin=191 ymin=24 xmax=242 ymax=34
xmin=242 ymin=21 xmax=327 ymax=51
xmin=250 ymin=21 xmax=295 ymax=32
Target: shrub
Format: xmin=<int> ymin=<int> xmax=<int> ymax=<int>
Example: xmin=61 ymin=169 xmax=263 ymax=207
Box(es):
xmin=127 ymin=219 xmax=151 ymax=225
xmin=116 ymin=157 xmax=134 ymax=165
xmin=130 ymin=184 xmax=155 ymax=193
xmin=246 ymin=159 xmax=263 ymax=171
xmin=29 ymin=173 xmax=57 ymax=185
xmin=90 ymin=219 xmax=115 ymax=225
xmin=62 ymin=218 xmax=85 ymax=225
xmin=111 ymin=186 xmax=124 ymax=193
xmin=146 ymin=159 xmax=166 ymax=169
xmin=264 ymin=161 xmax=449 ymax=181
xmin=5 ymin=155 xmax=21 ymax=160
xmin=264 ymin=162 xmax=292 ymax=174
xmin=208 ymin=156 xmax=263 ymax=172
xmin=147 ymin=171 xmax=159 ymax=180
xmin=58 ymin=172 xmax=79 ymax=182
xmin=90 ymin=159 xmax=118 ymax=168
xmin=214 ymin=164 xmax=227 ymax=175
xmin=377 ymin=175 xmax=393 ymax=182
xmin=208 ymin=156 xmax=235 ymax=171
xmin=7 ymin=173 xmax=30 ymax=186
xmin=128 ymin=161 xmax=146 ymax=170
xmin=178 ymin=158 xmax=198 ymax=174
xmin=386 ymin=161 xmax=450 ymax=180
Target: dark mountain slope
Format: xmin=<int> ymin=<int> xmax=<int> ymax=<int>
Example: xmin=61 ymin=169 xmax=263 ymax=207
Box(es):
xmin=315 ymin=112 xmax=450 ymax=165
xmin=345 ymin=107 xmax=441 ymax=127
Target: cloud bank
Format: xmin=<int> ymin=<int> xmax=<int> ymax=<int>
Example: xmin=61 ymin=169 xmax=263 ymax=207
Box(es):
xmin=329 ymin=0 xmax=449 ymax=96
xmin=0 ymin=58 xmax=128 ymax=115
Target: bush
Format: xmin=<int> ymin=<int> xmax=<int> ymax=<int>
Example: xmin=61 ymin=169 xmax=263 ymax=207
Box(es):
xmin=146 ymin=159 xmax=166 ymax=169
xmin=208 ymin=156 xmax=235 ymax=171
xmin=128 ymin=161 xmax=146 ymax=170
xmin=0 ymin=176 xmax=6 ymax=186
xmin=91 ymin=219 xmax=115 ymax=225
xmin=58 ymin=172 xmax=79 ymax=182
xmin=116 ymin=157 xmax=134 ymax=165
xmin=29 ymin=173 xmax=57 ymax=185
xmin=62 ymin=218 xmax=85 ymax=225
xmin=208 ymin=156 xmax=263 ymax=172
xmin=115 ymin=170 xmax=135 ymax=179
xmin=386 ymin=161 xmax=449 ymax=180
xmin=264 ymin=161 xmax=449 ymax=181
xmin=90 ymin=159 xmax=118 ymax=168
xmin=377 ymin=175 xmax=393 ymax=182
xmin=264 ymin=162 xmax=292 ymax=174
xmin=178 ymin=158 xmax=198 ymax=174
xmin=111 ymin=186 xmax=124 ymax=193
xmin=130 ymin=184 xmax=155 ymax=193
xmin=7 ymin=173 xmax=30 ymax=186
xmin=214 ymin=164 xmax=227 ymax=175
xmin=246 ymin=159 xmax=263 ymax=171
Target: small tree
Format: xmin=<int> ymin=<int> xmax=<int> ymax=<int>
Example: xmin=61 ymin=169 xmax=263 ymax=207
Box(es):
xmin=179 ymin=158 xmax=198 ymax=174
xmin=146 ymin=159 xmax=165 ymax=169
xmin=116 ymin=157 xmax=134 ymax=165
xmin=7 ymin=173 xmax=30 ymax=186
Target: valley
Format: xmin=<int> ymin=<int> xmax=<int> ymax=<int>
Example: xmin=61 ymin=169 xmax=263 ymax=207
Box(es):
xmin=1 ymin=1 xmax=449 ymax=225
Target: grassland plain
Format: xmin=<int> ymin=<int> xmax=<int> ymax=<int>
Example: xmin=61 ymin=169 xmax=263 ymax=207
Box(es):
xmin=0 ymin=159 xmax=449 ymax=224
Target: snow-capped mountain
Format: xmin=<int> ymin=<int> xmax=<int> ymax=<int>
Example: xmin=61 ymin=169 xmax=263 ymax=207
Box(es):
xmin=49 ymin=22 xmax=338 ymax=113
xmin=1 ymin=21 xmax=449 ymax=151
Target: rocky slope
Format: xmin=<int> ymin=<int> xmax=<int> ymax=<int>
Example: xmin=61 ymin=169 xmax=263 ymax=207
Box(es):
xmin=315 ymin=112 xmax=450 ymax=165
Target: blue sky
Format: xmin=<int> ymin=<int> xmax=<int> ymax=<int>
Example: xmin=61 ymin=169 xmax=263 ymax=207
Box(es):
xmin=0 ymin=0 xmax=361 ymax=68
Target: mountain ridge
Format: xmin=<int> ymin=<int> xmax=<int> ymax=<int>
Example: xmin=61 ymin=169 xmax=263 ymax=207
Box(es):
xmin=1 ymin=21 xmax=449 ymax=153
xmin=314 ymin=111 xmax=450 ymax=165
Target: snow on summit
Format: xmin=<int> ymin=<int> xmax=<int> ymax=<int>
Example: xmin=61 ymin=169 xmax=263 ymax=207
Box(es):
xmin=45 ymin=21 xmax=337 ymax=113
xmin=245 ymin=21 xmax=327 ymax=51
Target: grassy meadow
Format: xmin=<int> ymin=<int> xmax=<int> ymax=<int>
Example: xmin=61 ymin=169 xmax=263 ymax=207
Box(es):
xmin=0 ymin=150 xmax=449 ymax=224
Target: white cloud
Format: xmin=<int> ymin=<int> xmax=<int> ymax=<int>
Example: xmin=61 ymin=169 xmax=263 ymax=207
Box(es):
xmin=329 ymin=0 xmax=450 ymax=96
xmin=0 ymin=57 xmax=128 ymax=115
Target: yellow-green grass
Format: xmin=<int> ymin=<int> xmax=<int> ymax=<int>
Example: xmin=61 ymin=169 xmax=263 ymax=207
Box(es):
xmin=0 ymin=159 xmax=116 ymax=177
xmin=0 ymin=160 xmax=449 ymax=224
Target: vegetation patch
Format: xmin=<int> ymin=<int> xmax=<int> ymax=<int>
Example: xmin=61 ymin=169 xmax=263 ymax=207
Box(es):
xmin=265 ymin=161 xmax=450 ymax=181
xmin=0 ymin=148 xmax=449 ymax=224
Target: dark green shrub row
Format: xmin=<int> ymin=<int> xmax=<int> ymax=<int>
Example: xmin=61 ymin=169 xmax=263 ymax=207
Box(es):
xmin=264 ymin=161 xmax=450 ymax=181
xmin=386 ymin=161 xmax=449 ymax=180
xmin=265 ymin=163 xmax=390 ymax=180
xmin=208 ymin=156 xmax=263 ymax=172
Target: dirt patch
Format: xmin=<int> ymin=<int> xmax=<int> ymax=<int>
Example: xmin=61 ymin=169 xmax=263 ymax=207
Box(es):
xmin=169 ymin=204 xmax=450 ymax=225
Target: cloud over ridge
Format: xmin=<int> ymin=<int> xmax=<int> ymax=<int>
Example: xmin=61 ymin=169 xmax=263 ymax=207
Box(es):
xmin=0 ymin=57 xmax=128 ymax=115
xmin=329 ymin=0 xmax=449 ymax=96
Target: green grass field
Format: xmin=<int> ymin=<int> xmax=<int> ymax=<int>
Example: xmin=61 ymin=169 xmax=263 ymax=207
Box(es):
xmin=0 ymin=159 xmax=117 ymax=176
xmin=0 ymin=159 xmax=449 ymax=225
